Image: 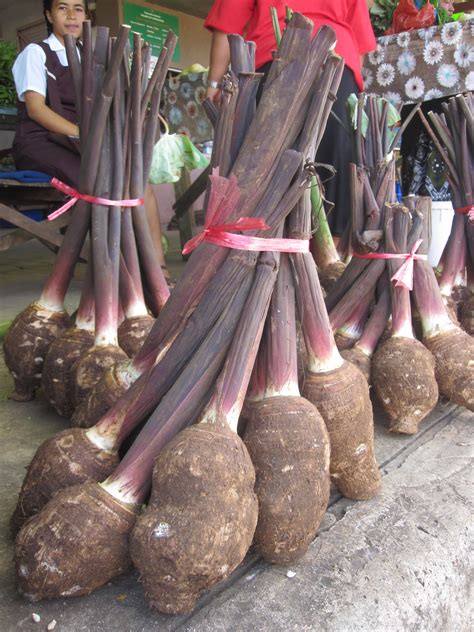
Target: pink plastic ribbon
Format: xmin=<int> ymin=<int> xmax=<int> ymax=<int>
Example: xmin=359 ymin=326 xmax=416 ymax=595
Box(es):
xmin=47 ymin=178 xmax=144 ymax=221
xmin=454 ymin=205 xmax=474 ymax=221
xmin=182 ymin=218 xmax=309 ymax=255
xmin=182 ymin=168 xmax=309 ymax=255
xmin=454 ymin=205 xmax=473 ymax=215
xmin=352 ymin=239 xmax=427 ymax=291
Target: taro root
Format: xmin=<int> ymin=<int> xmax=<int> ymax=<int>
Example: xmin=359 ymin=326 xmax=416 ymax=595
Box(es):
xmin=15 ymin=483 xmax=138 ymax=601
xmin=340 ymin=345 xmax=372 ymax=383
xmin=335 ymin=331 xmax=357 ymax=351
xmin=318 ymin=261 xmax=346 ymax=293
xmin=245 ymin=396 xmax=329 ymax=563
xmin=303 ymin=361 xmax=380 ymax=499
xmin=290 ymin=208 xmax=380 ymax=500
xmin=131 ymin=422 xmax=258 ymax=614
xmin=372 ymin=205 xmax=438 ymax=434
xmin=13 ymin=255 xmax=255 ymax=601
xmin=460 ymin=295 xmax=474 ymax=336
xmin=10 ymin=428 xmax=118 ymax=535
xmin=243 ymin=253 xmax=330 ymax=564
xmin=71 ymin=345 xmax=128 ymax=408
xmin=3 ymin=302 xmax=70 ymax=401
xmin=131 ymin=243 xmax=282 ymax=613
xmin=41 ymin=260 xmax=96 ymax=417
xmin=373 ymin=338 xmax=438 ymax=434
xmin=423 ymin=329 xmax=474 ymax=410
xmin=117 ymin=314 xmax=155 ymax=357
xmin=413 ymin=252 xmax=474 ymax=411
xmin=71 ymin=358 xmax=138 ymax=428
xmin=42 ymin=327 xmax=94 ymax=417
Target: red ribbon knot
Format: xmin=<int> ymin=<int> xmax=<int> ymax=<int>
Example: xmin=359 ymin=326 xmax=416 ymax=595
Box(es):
xmin=352 ymin=239 xmax=427 ymax=291
xmin=48 ymin=178 xmax=144 ymax=221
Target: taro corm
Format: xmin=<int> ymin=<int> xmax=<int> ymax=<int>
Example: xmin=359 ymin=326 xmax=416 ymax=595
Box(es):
xmin=290 ymin=196 xmax=381 ymax=500
xmin=15 ymin=276 xmax=253 ymax=600
xmin=372 ymin=205 xmax=438 ymax=434
xmin=130 ymin=248 xmax=280 ymax=614
xmin=243 ymin=254 xmax=330 ymax=564
xmin=3 ymin=24 xmax=130 ymax=401
xmin=41 ymin=261 xmax=95 ymax=417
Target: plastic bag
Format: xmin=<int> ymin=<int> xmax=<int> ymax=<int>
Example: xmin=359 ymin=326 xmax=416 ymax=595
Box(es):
xmin=385 ymin=0 xmax=435 ymax=34
xmin=148 ymin=133 xmax=209 ymax=184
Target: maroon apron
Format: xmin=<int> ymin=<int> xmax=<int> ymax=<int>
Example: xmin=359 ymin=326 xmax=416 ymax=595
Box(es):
xmin=12 ymin=42 xmax=81 ymax=187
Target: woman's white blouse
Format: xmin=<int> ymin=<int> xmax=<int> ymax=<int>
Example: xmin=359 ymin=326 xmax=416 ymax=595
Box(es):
xmin=12 ymin=33 xmax=72 ymax=101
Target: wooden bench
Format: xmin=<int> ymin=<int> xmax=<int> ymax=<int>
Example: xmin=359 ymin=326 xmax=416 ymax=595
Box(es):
xmin=0 ymin=174 xmax=72 ymax=254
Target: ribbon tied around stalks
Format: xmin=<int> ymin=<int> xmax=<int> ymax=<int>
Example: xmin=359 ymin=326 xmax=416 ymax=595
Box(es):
xmin=353 ymin=239 xmax=427 ymax=291
xmin=48 ymin=178 xmax=145 ymax=221
xmin=182 ymin=169 xmax=309 ymax=256
xmin=454 ymin=205 xmax=474 ymax=221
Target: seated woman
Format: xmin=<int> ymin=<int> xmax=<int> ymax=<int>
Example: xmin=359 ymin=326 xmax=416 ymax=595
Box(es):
xmin=12 ymin=0 xmax=170 ymax=277
xmin=12 ymin=0 xmax=86 ymax=186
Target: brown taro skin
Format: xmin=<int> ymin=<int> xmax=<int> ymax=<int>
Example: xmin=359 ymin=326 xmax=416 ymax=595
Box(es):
xmin=71 ymin=359 xmax=134 ymax=428
xmin=423 ymin=328 xmax=474 ymax=411
xmin=334 ymin=331 xmax=358 ymax=351
xmin=130 ymin=421 xmax=258 ymax=615
xmin=460 ymin=295 xmax=474 ymax=336
xmin=302 ymin=360 xmax=381 ymax=500
xmin=318 ymin=262 xmax=346 ymax=294
xmin=237 ymin=400 xmax=260 ymax=437
xmin=118 ymin=315 xmax=155 ymax=358
xmin=3 ymin=303 xmax=71 ymax=401
xmin=15 ymin=483 xmax=138 ymax=601
xmin=372 ymin=337 xmax=439 ymax=435
xmin=71 ymin=345 xmax=128 ymax=408
xmin=10 ymin=428 xmax=118 ymax=536
xmin=341 ymin=347 xmax=372 ymax=384
xmin=243 ymin=396 xmax=330 ymax=564
xmin=42 ymin=328 xmax=94 ymax=417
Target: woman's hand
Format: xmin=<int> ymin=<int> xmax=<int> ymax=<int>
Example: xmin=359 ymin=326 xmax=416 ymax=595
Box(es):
xmin=24 ymin=91 xmax=79 ymax=137
xmin=206 ymin=85 xmax=222 ymax=104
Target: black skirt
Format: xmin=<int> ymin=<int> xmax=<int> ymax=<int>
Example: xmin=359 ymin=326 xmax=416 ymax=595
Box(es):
xmin=256 ymin=62 xmax=358 ymax=235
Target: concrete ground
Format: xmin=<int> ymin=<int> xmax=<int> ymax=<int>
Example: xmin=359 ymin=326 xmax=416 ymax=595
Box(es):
xmin=0 ymin=238 xmax=472 ymax=632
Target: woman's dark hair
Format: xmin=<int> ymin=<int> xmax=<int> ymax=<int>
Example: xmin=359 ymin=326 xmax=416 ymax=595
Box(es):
xmin=43 ymin=0 xmax=89 ymax=35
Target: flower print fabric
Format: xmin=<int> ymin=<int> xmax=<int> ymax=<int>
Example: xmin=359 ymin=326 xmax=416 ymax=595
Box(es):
xmin=423 ymin=41 xmax=443 ymax=65
xmin=362 ymin=18 xmax=473 ymax=104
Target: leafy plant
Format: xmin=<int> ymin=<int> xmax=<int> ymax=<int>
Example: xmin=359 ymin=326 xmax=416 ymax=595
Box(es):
xmin=0 ymin=40 xmax=17 ymax=107
xmin=370 ymin=0 xmax=399 ymax=34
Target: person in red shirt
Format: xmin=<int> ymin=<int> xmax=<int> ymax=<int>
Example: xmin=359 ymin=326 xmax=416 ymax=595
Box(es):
xmin=204 ymin=0 xmax=376 ymax=236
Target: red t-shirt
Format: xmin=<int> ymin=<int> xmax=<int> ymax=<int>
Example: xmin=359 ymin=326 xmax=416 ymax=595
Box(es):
xmin=204 ymin=0 xmax=376 ymax=90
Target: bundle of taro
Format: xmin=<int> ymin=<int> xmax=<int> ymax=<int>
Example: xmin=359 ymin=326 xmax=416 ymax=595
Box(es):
xmin=417 ymin=93 xmax=473 ymax=334
xmin=3 ymin=23 xmax=175 ymax=417
xmin=323 ymin=94 xmax=473 ymax=433
xmin=12 ymin=14 xmax=381 ymax=615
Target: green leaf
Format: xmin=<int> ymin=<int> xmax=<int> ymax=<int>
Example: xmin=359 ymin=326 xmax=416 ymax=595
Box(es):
xmin=0 ymin=39 xmax=17 ymax=107
xmin=270 ymin=7 xmax=282 ymax=46
xmin=347 ymin=93 xmax=369 ymax=138
xmin=148 ymin=133 xmax=209 ymax=184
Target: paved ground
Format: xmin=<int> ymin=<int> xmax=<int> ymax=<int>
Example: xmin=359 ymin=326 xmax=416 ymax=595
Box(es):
xmin=0 ymin=238 xmax=472 ymax=631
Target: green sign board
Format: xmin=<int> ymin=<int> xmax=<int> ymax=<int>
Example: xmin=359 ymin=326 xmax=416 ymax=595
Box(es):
xmin=123 ymin=2 xmax=181 ymax=63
